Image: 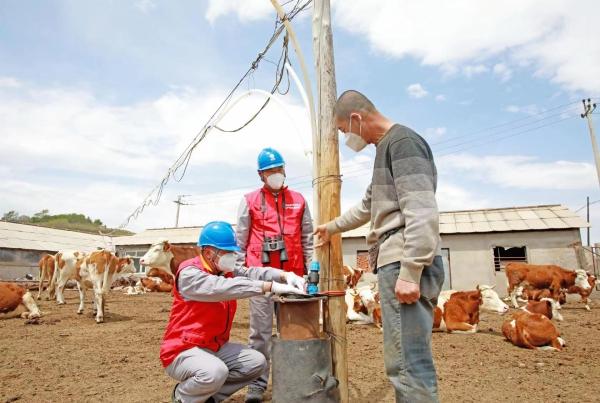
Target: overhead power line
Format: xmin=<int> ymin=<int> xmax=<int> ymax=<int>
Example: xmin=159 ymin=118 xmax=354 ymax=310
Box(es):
xmin=113 ymin=0 xmax=312 ymax=231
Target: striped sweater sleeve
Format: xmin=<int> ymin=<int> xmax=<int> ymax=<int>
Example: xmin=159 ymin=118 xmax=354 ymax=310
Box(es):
xmin=389 ymin=138 xmax=439 ymax=284
xmin=325 ymin=183 xmax=372 ymax=234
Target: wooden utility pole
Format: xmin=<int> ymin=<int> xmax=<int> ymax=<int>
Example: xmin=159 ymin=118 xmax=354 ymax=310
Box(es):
xmin=581 ymin=98 xmax=600 ymax=188
xmin=312 ymin=1 xmax=348 ymax=401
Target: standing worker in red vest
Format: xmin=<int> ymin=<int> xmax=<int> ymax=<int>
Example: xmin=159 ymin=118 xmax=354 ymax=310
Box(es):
xmin=161 ymin=221 xmax=306 ymax=403
xmin=236 ymin=148 xmax=314 ymax=403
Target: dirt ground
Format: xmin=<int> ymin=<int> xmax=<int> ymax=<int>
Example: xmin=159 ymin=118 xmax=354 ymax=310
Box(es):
xmin=1 ymin=290 xmax=599 ymax=403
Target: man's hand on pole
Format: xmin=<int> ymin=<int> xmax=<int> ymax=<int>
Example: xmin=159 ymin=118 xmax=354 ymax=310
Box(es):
xmin=395 ymin=279 xmax=420 ymax=304
xmin=313 ymin=224 xmax=332 ymax=248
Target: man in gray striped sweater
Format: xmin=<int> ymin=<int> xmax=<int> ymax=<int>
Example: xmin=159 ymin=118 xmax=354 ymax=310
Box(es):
xmin=314 ymin=90 xmax=445 ymax=402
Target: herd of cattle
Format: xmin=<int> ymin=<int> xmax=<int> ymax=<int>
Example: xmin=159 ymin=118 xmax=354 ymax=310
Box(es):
xmin=342 ymin=262 xmax=596 ymax=352
xmin=0 ymin=239 xmax=597 ymax=353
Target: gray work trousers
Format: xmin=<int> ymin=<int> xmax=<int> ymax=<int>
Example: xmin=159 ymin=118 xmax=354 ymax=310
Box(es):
xmin=378 ymin=257 xmax=445 ymax=403
xmin=165 ymin=342 xmax=266 ymax=403
xmin=247 ymin=294 xmax=274 ymax=391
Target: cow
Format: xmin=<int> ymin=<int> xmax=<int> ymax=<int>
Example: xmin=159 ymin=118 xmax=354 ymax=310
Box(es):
xmin=566 ymin=273 xmax=596 ymax=310
xmin=48 ymin=251 xmax=86 ymax=306
xmin=506 ymin=263 xmax=590 ymax=308
xmin=37 ymin=253 xmax=56 ymax=300
xmin=139 ymin=240 xmax=201 ymax=276
xmin=433 ymin=285 xmax=508 ymax=333
xmin=518 ymin=286 xmax=567 ymax=306
xmin=147 ymin=267 xmax=174 ymax=285
xmin=433 ymin=290 xmax=482 ymax=333
xmin=342 ymin=265 xmax=364 ymax=289
xmin=0 ymin=282 xmax=41 ymax=319
xmin=138 ymin=277 xmax=173 ymax=293
xmin=522 ymin=298 xmax=563 ymax=321
xmin=79 ymin=250 xmax=136 ymax=323
xmin=502 ymin=311 xmax=565 ymax=351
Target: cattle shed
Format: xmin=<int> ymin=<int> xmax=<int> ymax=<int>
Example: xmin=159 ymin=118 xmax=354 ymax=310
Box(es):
xmin=113 ymin=226 xmax=202 ymax=273
xmin=0 ymin=221 xmax=111 ymax=279
xmin=342 ymin=205 xmax=590 ymax=296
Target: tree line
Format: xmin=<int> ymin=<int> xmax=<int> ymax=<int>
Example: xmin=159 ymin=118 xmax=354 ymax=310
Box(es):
xmin=1 ymin=209 xmax=133 ymax=236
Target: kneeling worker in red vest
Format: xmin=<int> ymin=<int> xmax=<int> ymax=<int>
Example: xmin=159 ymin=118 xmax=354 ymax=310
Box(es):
xmin=160 ymin=221 xmax=306 ymax=403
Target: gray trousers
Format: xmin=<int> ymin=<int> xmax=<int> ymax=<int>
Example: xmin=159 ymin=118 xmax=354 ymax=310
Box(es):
xmin=247 ymin=294 xmax=274 ymax=390
xmin=378 ymin=257 xmax=445 ymax=403
xmin=165 ymin=342 xmax=267 ymax=403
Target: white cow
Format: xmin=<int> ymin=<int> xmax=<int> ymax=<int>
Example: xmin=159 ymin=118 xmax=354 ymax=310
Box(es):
xmin=79 ymin=250 xmax=135 ymax=323
xmin=48 ymin=251 xmax=86 ymax=307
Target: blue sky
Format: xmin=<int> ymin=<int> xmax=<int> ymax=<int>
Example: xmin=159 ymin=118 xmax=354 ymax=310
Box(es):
xmin=1 ymin=0 xmax=600 ymax=243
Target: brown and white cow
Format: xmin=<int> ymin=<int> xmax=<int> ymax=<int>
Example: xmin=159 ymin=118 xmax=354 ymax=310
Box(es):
xmin=37 ymin=253 xmax=56 ymax=300
xmin=79 ymin=250 xmax=136 ymax=323
xmin=506 ymin=263 xmax=590 ymax=308
xmin=522 ymin=298 xmax=563 ymax=321
xmin=138 ymin=277 xmax=173 ymax=293
xmin=518 ymin=286 xmax=567 ymax=306
xmin=147 ymin=267 xmax=174 ymax=285
xmin=0 ymin=282 xmax=41 ymax=319
xmin=140 ymin=240 xmax=201 ymax=277
xmin=566 ymin=273 xmax=596 ymax=310
xmin=342 ymin=265 xmax=364 ymax=289
xmin=433 ymin=290 xmax=482 ymax=333
xmin=434 ymin=285 xmax=509 ymax=333
xmin=48 ymin=251 xmax=86 ymax=306
xmin=502 ymin=310 xmax=565 ymax=351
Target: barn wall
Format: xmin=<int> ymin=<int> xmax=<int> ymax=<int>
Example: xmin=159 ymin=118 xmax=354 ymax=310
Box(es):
xmin=341 ymin=229 xmax=582 ymax=297
xmin=0 ymin=248 xmax=53 ymax=279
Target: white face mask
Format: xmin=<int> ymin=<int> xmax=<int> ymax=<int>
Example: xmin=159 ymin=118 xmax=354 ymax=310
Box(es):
xmin=217 ymin=253 xmax=237 ymax=273
xmin=344 ymin=115 xmax=367 ymax=152
xmin=266 ymin=173 xmax=285 ymax=190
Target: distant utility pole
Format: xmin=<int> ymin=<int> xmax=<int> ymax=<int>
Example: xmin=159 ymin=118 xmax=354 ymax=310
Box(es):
xmin=581 ymin=98 xmax=600 ymax=188
xmin=174 ymin=195 xmax=191 ymax=228
xmin=587 ymin=196 xmax=591 ymax=247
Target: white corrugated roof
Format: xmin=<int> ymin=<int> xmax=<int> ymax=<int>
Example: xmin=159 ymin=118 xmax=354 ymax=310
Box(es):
xmin=113 ymin=226 xmax=204 ymax=247
xmin=343 ymin=204 xmax=589 ymax=238
xmin=0 ymin=221 xmax=112 ymax=252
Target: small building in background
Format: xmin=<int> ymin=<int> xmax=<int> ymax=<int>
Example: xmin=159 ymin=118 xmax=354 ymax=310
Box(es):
xmin=342 ymin=205 xmax=589 ymax=296
xmin=0 ymin=221 xmax=111 ymax=279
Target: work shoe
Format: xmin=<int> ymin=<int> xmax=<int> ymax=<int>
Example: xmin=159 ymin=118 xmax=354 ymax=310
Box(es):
xmin=245 ymin=385 xmax=265 ymax=403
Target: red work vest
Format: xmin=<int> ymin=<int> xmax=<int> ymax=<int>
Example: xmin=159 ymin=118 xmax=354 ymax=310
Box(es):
xmin=159 ymin=256 xmax=237 ymax=368
xmin=244 ymin=187 xmax=306 ymax=277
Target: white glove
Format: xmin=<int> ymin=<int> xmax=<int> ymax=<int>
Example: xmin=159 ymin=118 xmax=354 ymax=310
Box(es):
xmin=271 ymin=282 xmax=306 ymax=295
xmin=285 ymin=272 xmax=306 ymax=292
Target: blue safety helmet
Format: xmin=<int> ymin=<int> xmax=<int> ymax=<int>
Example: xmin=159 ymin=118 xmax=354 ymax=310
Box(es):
xmin=198 ymin=221 xmax=241 ymax=252
xmin=257 ymin=147 xmax=285 ymax=171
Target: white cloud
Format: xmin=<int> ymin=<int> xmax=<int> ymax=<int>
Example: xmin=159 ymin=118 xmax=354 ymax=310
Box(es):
xmin=437 ymin=183 xmax=490 ymax=212
xmin=407 ymin=83 xmax=428 ymax=99
xmin=438 ymin=154 xmax=597 ymax=190
xmin=493 ymin=63 xmax=513 ymax=82
xmin=206 ymin=0 xmax=273 ymax=24
xmin=424 ymin=127 xmax=447 ymax=141
xmin=435 ymin=94 xmax=446 ymax=102
xmin=504 ymin=104 xmax=541 ymax=115
xmin=0 ymin=81 xmax=315 ymax=230
xmin=0 ymin=77 xmax=21 ymax=88
xmin=135 ymin=0 xmax=156 ymax=14
xmin=462 ymin=64 xmax=488 ymax=78
xmin=203 ymin=1 xmax=600 ymax=92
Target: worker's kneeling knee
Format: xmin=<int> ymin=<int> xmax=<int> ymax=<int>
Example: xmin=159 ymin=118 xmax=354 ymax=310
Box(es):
xmin=191 ymin=363 xmax=229 ymax=394
xmin=245 ymin=349 xmax=268 ymax=377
